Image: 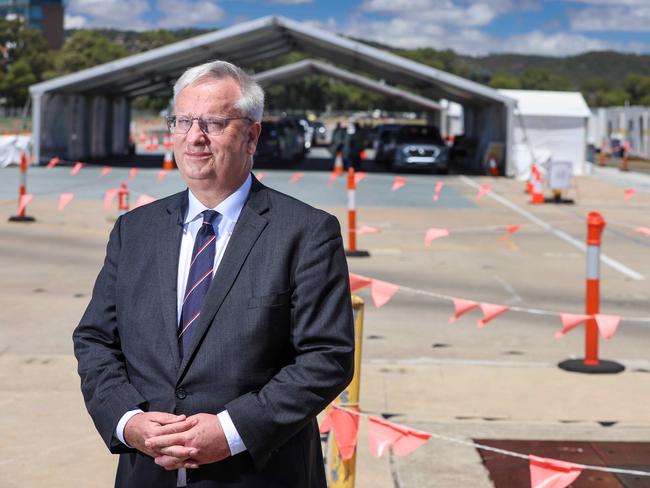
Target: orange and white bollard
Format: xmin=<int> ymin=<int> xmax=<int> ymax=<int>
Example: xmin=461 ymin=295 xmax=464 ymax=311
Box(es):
xmin=558 ymin=212 xmax=624 ymax=374
xmin=118 ymin=182 xmax=130 ymax=215
xmin=163 ymin=150 xmax=175 ymax=170
xmin=9 ymin=151 xmax=35 ymax=223
xmin=345 ymin=167 xmax=369 ymax=257
xmin=488 ymin=154 xmax=499 ymax=177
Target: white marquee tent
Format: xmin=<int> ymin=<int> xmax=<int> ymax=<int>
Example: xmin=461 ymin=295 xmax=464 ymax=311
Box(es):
xmin=498 ymin=89 xmax=591 ymax=180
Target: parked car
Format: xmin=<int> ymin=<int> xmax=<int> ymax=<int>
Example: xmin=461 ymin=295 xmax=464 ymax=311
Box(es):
xmin=255 ymin=119 xmax=305 ymax=163
xmin=385 ymin=125 xmax=449 ymax=173
xmin=372 ymin=124 xmax=401 ymax=165
xmin=310 ymin=121 xmax=328 ymax=145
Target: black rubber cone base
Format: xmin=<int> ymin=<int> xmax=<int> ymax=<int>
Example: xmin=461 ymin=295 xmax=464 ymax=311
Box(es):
xmin=558 ymin=358 xmax=625 ymax=374
xmin=345 ymin=249 xmax=370 ymax=257
xmin=8 ymin=215 xmax=36 ymax=223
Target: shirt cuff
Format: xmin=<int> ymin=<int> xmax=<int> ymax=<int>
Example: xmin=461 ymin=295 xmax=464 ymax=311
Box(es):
xmin=217 ymin=410 xmax=246 ymax=455
xmin=115 ymin=409 xmax=144 ymax=447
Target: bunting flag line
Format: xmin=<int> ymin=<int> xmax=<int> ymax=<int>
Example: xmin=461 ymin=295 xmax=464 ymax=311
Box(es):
xmin=357 ymin=225 xmax=381 ymax=235
xmin=370 ymin=279 xmax=400 ymax=308
xmin=529 ymin=455 xmax=583 ymax=488
xmin=58 ymin=193 xmax=74 ymax=211
xmin=636 ymin=226 xmax=650 ymax=237
xmin=448 ymin=298 xmax=480 ymax=324
xmin=424 ymin=227 xmax=450 ymax=247
xmin=432 ymin=180 xmax=444 ymax=201
xmin=46 ymin=157 xmax=60 ymax=169
xmin=349 ymin=273 xmax=372 ymax=292
xmin=289 ymin=172 xmax=304 ymax=184
xmin=70 ymin=162 xmax=83 ymax=175
xmin=129 ymin=168 xmax=138 ymax=180
xmin=501 ymin=224 xmax=522 ymax=239
xmin=555 ymin=313 xmax=591 ymax=338
xmin=99 ymin=166 xmax=112 ymax=177
xmin=354 ymin=172 xmax=367 ymax=185
xmin=477 ymin=303 xmax=510 ymax=328
xmin=104 ymin=188 xmax=119 ymax=210
xmin=157 ymin=170 xmax=169 ymax=182
xmin=327 ymin=406 xmax=650 ymax=482
xmin=624 ymin=188 xmax=635 ymax=201
xmin=328 ymin=171 xmax=338 ymax=186
xmin=255 ymin=171 xmax=266 ymax=181
xmin=134 ymin=194 xmax=156 ymax=209
xmin=18 ymin=194 xmax=33 ymax=215
xmin=594 ymin=314 xmax=621 ymax=340
xmin=476 ymin=184 xmax=492 ymax=200
xmin=392 ymin=176 xmax=408 ymax=192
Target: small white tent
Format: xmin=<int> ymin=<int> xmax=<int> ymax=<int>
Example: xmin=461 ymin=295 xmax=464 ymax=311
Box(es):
xmin=498 ymin=89 xmax=591 ymax=180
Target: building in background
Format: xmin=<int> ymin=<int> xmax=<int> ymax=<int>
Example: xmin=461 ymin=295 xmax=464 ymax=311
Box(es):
xmin=589 ymin=106 xmax=650 ymax=160
xmin=0 ymin=0 xmax=63 ymax=49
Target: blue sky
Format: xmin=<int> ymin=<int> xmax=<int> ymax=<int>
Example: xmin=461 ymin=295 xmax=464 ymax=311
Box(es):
xmin=64 ymin=0 xmax=650 ymax=57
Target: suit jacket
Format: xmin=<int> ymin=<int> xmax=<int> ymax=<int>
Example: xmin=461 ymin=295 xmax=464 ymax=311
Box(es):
xmin=73 ymin=176 xmax=355 ymax=487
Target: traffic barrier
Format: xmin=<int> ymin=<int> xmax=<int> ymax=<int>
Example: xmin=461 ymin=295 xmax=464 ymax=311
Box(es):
xmin=118 ymin=182 xmax=130 ymax=215
xmin=333 ymin=151 xmax=344 ymax=176
xmin=144 ymin=135 xmax=152 ymax=152
xmin=529 ymin=166 xmax=544 ymax=204
xmin=325 ymin=295 xmax=364 ymax=488
xmin=8 ymin=151 xmax=35 ymax=223
xmin=558 ymin=212 xmax=625 ymax=374
xmin=345 ymin=168 xmax=369 ymax=257
xmin=163 ymin=150 xmax=175 ymax=170
xmin=152 ymin=133 xmax=160 ymax=151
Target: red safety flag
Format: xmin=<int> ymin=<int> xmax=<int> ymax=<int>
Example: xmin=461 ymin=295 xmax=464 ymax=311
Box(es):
xmin=256 ymin=171 xmax=266 ymax=181
xmin=328 ymin=171 xmax=338 ymax=186
xmin=129 ymin=168 xmax=138 ymax=180
xmin=349 ymin=273 xmax=372 ymax=292
xmin=594 ymin=314 xmax=621 ymax=340
xmin=432 ymin=180 xmax=444 ymax=201
xmin=104 ymin=188 xmax=119 ymax=210
xmin=70 ymin=162 xmax=83 ymax=175
xmin=449 ymin=298 xmax=479 ymax=324
xmin=476 ymin=184 xmax=491 ymax=200
xmin=354 ymin=172 xmax=368 ymax=186
xmin=157 ymin=170 xmax=169 ymax=182
xmin=319 ymin=407 xmax=359 ymax=460
xmin=58 ymin=193 xmax=74 ymax=211
xmin=505 ymin=224 xmax=522 ymax=235
xmin=288 ymin=172 xmax=304 ymax=184
xmin=555 ymin=313 xmax=591 ymax=338
xmin=529 ymin=455 xmax=582 ymax=488
xmin=46 ymin=157 xmax=60 ymax=169
xmin=368 ymin=417 xmax=430 ymax=458
xmin=357 ymin=225 xmax=381 ymax=235
xmin=624 ymin=188 xmax=635 ymax=201
xmin=424 ymin=227 xmax=449 ymax=247
xmin=391 ymin=176 xmax=407 ymax=192
xmin=635 ymin=226 xmax=650 ymax=237
xmin=134 ymin=194 xmax=156 ymax=209
xmin=18 ymin=194 xmax=33 ymax=215
xmin=99 ymin=166 xmax=112 ymax=177
xmin=370 ymin=279 xmax=399 ymax=308
xmin=477 ymin=303 xmax=509 ymax=328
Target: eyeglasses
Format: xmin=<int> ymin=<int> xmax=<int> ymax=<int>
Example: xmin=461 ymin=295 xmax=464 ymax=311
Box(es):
xmin=166 ymin=115 xmax=253 ymax=135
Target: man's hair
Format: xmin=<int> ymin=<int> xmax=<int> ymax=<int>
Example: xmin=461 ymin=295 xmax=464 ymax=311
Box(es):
xmin=173 ymin=60 xmax=265 ymax=121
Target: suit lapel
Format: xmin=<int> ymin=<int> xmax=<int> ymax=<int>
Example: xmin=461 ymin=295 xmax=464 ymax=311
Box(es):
xmin=177 ymin=179 xmax=270 ymax=378
xmin=156 ymin=190 xmax=187 ymax=370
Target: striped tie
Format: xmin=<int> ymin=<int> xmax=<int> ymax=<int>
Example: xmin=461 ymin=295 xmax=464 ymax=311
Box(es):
xmin=178 ymin=209 xmax=218 ymax=357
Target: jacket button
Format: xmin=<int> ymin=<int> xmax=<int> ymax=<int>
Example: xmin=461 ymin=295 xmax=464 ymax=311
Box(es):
xmin=176 ymin=388 xmax=187 ymax=399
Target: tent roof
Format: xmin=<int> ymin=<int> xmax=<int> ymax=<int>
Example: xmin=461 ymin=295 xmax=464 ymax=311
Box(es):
xmin=30 ymin=15 xmax=513 ymax=107
xmin=254 ymin=59 xmax=442 ymax=111
xmin=498 ymin=89 xmax=591 ymax=118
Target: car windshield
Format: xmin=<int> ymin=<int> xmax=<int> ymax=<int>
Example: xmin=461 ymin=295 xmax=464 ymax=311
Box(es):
xmin=396 ymin=126 xmax=443 ymax=145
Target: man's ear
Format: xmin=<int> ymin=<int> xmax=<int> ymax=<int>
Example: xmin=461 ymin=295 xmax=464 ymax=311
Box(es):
xmin=247 ymin=121 xmax=262 ymax=155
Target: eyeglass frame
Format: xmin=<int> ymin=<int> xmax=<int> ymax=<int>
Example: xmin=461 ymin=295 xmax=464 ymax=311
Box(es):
xmin=165 ymin=115 xmax=254 ymax=135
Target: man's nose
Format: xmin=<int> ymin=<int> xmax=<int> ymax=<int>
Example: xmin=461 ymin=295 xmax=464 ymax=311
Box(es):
xmin=186 ymin=119 xmax=208 ymax=144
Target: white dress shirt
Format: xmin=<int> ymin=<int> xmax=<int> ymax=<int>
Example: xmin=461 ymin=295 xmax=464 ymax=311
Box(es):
xmin=115 ymin=174 xmax=252 ymax=486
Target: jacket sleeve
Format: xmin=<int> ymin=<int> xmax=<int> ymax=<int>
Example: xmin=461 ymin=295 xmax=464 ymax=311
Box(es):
xmin=72 ymin=215 xmax=147 ymax=453
xmin=225 ymin=212 xmax=355 ymax=469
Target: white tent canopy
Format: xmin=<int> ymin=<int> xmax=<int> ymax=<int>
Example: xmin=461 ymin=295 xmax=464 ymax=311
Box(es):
xmin=499 ymin=89 xmax=591 ymax=179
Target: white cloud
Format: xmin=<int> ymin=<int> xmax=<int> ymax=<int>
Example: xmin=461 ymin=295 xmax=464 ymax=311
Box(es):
xmin=156 ymin=0 xmax=225 ymax=29
xmin=67 ymin=0 xmax=152 ymax=30
xmin=64 ymin=14 xmax=88 ymax=29
xmin=570 ymin=5 xmax=650 ymax=32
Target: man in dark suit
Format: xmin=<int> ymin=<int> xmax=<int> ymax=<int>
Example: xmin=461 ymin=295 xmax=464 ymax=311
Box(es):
xmin=73 ymin=60 xmax=355 ymax=487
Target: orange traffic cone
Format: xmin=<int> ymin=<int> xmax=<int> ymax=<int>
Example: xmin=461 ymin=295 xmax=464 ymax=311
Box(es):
xmin=488 ymin=154 xmax=499 ymax=177
xmin=163 ymin=150 xmax=175 ymax=170
xmin=333 ymin=151 xmax=344 ymax=175
xmin=530 ymin=169 xmax=544 ymax=204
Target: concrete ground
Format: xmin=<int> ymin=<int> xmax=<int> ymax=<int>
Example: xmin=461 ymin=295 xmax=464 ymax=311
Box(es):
xmin=1 ymin=163 xmax=649 ymax=487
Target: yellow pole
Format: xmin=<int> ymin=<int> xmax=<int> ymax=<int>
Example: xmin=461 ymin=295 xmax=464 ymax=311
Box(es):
xmin=327 ymin=295 xmax=364 ymax=488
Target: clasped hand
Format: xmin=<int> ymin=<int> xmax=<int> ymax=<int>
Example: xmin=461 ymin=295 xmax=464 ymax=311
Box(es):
xmin=124 ymin=412 xmax=231 ymax=470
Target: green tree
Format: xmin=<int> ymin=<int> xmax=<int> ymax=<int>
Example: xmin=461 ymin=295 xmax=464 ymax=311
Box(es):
xmin=135 ymin=29 xmax=178 ymax=51
xmin=520 ymin=68 xmax=572 ymax=90
xmin=623 ymin=73 xmax=650 ymax=104
xmin=489 ymin=72 xmax=521 ymax=89
xmin=52 ymin=30 xmax=128 ymax=75
xmin=598 ymin=88 xmax=629 ymax=106
xmin=0 ymin=58 xmax=37 ymax=106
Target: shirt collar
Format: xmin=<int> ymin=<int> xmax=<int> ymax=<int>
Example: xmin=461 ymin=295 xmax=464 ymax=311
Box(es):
xmin=185 ymin=174 xmax=252 ymax=225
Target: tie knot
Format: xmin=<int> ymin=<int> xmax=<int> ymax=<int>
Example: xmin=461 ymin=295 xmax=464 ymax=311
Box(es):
xmin=201 ymin=210 xmax=218 ymax=225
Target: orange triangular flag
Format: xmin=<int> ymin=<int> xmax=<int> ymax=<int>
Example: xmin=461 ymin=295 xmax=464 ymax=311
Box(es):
xmin=289 ymin=172 xmax=304 ymax=184
xmin=392 ymin=176 xmax=407 ymax=192
xmin=624 ymin=188 xmax=635 ymax=201
xmin=448 ymin=298 xmax=479 ymax=324
xmin=134 ymin=194 xmax=156 ymax=208
xmin=129 ymin=167 xmax=138 ymax=180
xmin=157 ymin=169 xmax=169 ymax=182
xmin=328 ymin=171 xmax=338 ymax=186
xmin=370 ymin=279 xmax=399 ymax=308
xmin=555 ymin=313 xmax=591 ymax=338
xmin=358 ymin=225 xmax=381 ymax=235
xmin=255 ymin=171 xmax=266 ymax=181
xmin=529 ymin=455 xmax=582 ymax=488
xmin=46 ymin=157 xmax=60 ymax=169
xmin=368 ymin=417 xmax=403 ymax=458
xmin=104 ymin=188 xmax=118 ymax=210
xmin=477 ymin=303 xmax=509 ymax=328
xmin=594 ymin=314 xmax=621 ymax=339
xmin=349 ymin=273 xmax=372 ymax=292
xmin=476 ymin=184 xmax=491 ymax=200
xmin=18 ymin=194 xmax=33 ymax=215
xmin=320 ymin=407 xmax=359 ymax=460
xmin=354 ymin=172 xmax=367 ymax=186
xmin=392 ymin=429 xmax=431 ymax=456
xmin=99 ymin=166 xmax=111 ymax=177
xmin=432 ymin=180 xmax=444 ymax=201
xmin=635 ymin=226 xmax=650 ymax=237
xmin=58 ymin=193 xmax=74 ymax=211
xmin=70 ymin=162 xmax=83 ymax=175
xmin=424 ymin=227 xmax=449 ymax=247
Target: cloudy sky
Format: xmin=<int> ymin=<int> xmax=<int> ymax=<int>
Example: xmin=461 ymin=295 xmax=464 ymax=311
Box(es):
xmin=64 ymin=0 xmax=650 ymax=57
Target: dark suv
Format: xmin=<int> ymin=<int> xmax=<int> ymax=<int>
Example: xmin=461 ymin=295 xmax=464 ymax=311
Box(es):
xmin=386 ymin=125 xmax=449 ymax=173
